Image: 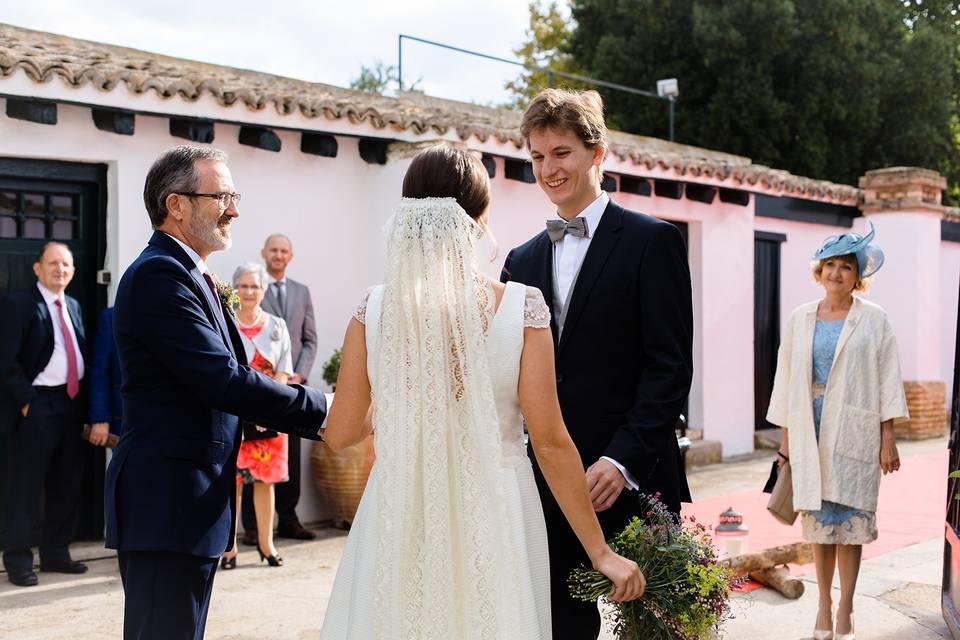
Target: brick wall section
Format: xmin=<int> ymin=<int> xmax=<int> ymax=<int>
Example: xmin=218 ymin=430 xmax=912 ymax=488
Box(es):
xmin=897 ymin=381 xmax=948 ymax=439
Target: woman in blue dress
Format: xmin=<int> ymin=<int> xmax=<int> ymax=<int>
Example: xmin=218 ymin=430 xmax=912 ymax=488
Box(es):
xmin=768 ymin=223 xmax=909 ymax=640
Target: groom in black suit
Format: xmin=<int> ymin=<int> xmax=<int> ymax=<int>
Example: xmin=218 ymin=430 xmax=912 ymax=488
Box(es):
xmin=501 ymin=89 xmax=693 ymax=639
xmin=105 ymin=146 xmax=330 ymax=640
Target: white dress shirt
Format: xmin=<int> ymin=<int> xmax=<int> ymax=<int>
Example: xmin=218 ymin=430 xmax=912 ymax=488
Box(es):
xmin=32 ymin=282 xmax=85 ymax=386
xmin=553 ymin=191 xmax=610 ymax=307
xmin=549 ymin=191 xmax=638 ymax=491
xmin=164 ymin=233 xmax=207 ymax=273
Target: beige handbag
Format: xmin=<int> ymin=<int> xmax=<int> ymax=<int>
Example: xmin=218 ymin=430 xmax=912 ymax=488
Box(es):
xmin=767 ymin=461 xmax=798 ymax=525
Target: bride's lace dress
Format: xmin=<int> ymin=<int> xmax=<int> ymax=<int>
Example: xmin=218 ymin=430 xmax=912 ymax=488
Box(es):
xmin=320 ymin=199 xmax=551 ymax=640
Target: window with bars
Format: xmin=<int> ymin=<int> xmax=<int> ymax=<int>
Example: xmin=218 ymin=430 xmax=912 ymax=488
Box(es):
xmin=0 ymin=189 xmax=80 ymax=240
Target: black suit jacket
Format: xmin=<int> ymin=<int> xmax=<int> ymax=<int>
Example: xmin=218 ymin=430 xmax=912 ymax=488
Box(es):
xmin=0 ymin=286 xmax=86 ymax=435
xmin=104 ymin=231 xmax=327 ymax=558
xmin=501 ymin=199 xmax=693 ymax=516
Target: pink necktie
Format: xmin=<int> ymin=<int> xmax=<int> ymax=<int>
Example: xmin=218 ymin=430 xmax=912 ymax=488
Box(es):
xmin=54 ymin=299 xmax=80 ymax=399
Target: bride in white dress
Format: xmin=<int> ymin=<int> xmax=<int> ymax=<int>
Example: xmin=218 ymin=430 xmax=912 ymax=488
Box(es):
xmin=319 ymin=145 xmax=643 ymax=640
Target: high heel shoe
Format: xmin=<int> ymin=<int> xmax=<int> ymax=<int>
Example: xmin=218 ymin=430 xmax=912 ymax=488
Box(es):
xmin=257 ymin=544 xmax=283 ymax=567
xmin=835 ymin=611 xmax=854 ymax=640
xmin=220 ymin=554 xmax=237 ymax=570
xmin=813 ymin=604 xmax=835 ymax=640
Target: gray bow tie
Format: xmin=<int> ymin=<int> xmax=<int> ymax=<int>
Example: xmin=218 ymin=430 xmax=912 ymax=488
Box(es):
xmin=546 ymin=217 xmax=589 ymax=243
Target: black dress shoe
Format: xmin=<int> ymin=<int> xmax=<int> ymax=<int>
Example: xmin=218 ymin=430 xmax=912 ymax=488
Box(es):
xmin=8 ymin=569 xmax=38 ymax=587
xmin=40 ymin=560 xmax=88 ymax=574
xmin=220 ymin=555 xmax=237 ymax=570
xmin=276 ymin=523 xmax=316 ymax=540
xmin=240 ymin=530 xmax=259 ymax=546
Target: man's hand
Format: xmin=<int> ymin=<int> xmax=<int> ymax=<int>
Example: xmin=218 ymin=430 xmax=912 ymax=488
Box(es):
xmin=20 ymin=403 xmax=30 ymax=417
xmin=89 ymin=422 xmax=110 ymax=447
xmin=289 ymin=374 xmax=305 ymax=384
xmin=586 ymin=459 xmax=627 ymax=512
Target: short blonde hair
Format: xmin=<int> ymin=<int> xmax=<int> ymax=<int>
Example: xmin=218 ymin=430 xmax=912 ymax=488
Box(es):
xmin=811 ymin=254 xmax=870 ymax=292
xmin=520 ymin=88 xmax=608 ymax=151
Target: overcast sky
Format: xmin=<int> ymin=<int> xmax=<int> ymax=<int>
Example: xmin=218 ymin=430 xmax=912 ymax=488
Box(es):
xmin=3 ymin=0 xmax=536 ymax=106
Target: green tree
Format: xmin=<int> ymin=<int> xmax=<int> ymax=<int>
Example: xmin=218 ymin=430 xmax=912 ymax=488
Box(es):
xmin=503 ymin=0 xmax=587 ymax=109
xmin=350 ymin=62 xmax=422 ymax=95
xmin=543 ymin=0 xmax=960 ymax=193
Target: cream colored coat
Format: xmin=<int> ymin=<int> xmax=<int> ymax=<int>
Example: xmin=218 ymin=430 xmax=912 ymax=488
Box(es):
xmin=766 ymin=296 xmax=909 ymax=512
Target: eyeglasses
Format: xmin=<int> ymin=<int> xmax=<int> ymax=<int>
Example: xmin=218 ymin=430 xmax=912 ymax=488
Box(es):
xmin=176 ymin=192 xmax=242 ymax=209
xmin=235 ymin=284 xmax=262 ymax=291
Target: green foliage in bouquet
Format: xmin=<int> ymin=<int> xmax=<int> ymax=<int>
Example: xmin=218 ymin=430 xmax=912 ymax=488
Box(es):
xmin=568 ymin=495 xmax=736 ymax=640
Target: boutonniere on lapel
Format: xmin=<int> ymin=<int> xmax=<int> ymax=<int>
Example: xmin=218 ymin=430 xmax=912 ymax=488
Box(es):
xmin=212 ymin=275 xmax=240 ymax=319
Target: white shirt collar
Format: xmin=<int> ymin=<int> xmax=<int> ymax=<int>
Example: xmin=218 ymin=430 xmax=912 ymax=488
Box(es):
xmin=557 ymin=191 xmax=609 ymax=236
xmin=163 ymin=232 xmax=208 ymax=274
xmin=36 ymin=281 xmax=63 ymax=306
xmin=269 ymin=273 xmax=287 ymax=286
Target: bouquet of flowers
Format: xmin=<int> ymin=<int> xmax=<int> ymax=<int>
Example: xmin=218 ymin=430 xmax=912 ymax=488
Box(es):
xmin=568 ymin=495 xmax=736 ymax=639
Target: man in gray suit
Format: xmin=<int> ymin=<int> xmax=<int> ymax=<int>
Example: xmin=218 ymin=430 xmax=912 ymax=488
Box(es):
xmin=241 ymin=233 xmax=320 ymax=543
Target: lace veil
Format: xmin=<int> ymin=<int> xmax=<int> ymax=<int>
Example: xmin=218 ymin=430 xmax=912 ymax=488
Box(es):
xmin=371 ymin=197 xmax=522 ymax=639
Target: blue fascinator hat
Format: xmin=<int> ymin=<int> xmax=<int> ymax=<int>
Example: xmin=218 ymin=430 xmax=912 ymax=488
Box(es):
xmin=812 ymin=221 xmax=885 ymax=279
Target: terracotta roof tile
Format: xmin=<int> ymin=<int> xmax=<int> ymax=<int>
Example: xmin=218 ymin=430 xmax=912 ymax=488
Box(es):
xmin=0 ymin=22 xmax=859 ymax=204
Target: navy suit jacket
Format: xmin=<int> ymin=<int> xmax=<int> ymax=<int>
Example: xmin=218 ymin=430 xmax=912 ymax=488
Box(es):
xmin=501 ymin=199 xmax=693 ymax=517
xmin=104 ymin=231 xmax=327 ymax=558
xmin=89 ymin=306 xmax=123 ymax=434
xmin=0 ymin=286 xmax=86 ymax=435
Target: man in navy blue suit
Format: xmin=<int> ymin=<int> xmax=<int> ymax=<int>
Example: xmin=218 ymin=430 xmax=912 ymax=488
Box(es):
xmin=0 ymin=242 xmax=88 ymax=587
xmin=105 ymin=145 xmax=330 ymax=640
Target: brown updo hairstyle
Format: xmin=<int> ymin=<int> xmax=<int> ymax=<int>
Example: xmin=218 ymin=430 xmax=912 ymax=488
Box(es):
xmin=401 ymin=145 xmax=490 ymax=220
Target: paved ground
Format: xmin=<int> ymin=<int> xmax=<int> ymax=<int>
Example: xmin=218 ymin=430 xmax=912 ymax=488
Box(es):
xmin=1 ymin=435 xmax=952 ymax=639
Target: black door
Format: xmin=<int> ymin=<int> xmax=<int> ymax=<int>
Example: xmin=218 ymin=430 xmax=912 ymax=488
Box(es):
xmin=943 ymin=277 xmax=960 ymax=638
xmin=0 ymin=157 xmax=108 ymax=543
xmin=754 ymin=231 xmax=785 ymax=430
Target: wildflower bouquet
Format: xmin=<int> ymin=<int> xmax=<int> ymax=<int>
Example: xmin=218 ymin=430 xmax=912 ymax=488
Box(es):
xmin=568 ymin=495 xmax=735 ymax=640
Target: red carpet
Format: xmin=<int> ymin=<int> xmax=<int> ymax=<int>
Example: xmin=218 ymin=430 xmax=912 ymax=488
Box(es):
xmin=681 ymin=449 xmax=948 ymax=575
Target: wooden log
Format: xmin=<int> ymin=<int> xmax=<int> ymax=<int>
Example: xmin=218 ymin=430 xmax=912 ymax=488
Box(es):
xmin=749 ymin=566 xmax=805 ymax=599
xmin=721 ymin=542 xmax=813 ymax=575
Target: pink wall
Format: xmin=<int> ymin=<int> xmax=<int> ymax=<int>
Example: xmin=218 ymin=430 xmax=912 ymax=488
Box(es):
xmin=2 ymin=70 xmax=954 ymax=475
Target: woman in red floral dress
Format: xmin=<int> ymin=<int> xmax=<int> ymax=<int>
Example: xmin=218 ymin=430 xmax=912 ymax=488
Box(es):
xmin=221 ymin=263 xmax=294 ymax=569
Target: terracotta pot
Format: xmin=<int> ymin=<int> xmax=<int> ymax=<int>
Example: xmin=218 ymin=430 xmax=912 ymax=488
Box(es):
xmin=310 ymin=434 xmax=375 ymax=529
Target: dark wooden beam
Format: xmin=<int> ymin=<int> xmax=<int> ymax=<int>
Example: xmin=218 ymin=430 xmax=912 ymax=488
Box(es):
xmin=481 ymin=154 xmax=496 ymax=179
xmin=718 ymin=188 xmax=750 ymax=206
xmin=619 ymin=175 xmax=651 ymax=196
xmin=654 ymin=179 xmax=684 ymax=200
xmin=504 ymin=159 xmax=536 ymax=183
xmin=92 ymin=108 xmax=135 ymax=135
xmin=601 ymin=174 xmax=618 ymax=192
xmin=755 ymin=194 xmax=859 ymax=227
xmin=6 ymin=98 xmax=56 ymax=125
xmin=300 ymin=133 xmax=338 ymax=157
xmin=756 ymin=230 xmax=787 ymax=243
xmin=169 ymin=118 xmax=215 ymax=143
xmin=239 ymin=126 xmax=281 ymax=152
xmin=684 ymin=183 xmax=717 ymax=204
xmin=358 ymin=138 xmax=389 ymax=164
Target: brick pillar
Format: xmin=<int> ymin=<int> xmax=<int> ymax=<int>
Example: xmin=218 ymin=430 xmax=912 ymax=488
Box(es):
xmin=859 ymin=167 xmax=947 ymax=439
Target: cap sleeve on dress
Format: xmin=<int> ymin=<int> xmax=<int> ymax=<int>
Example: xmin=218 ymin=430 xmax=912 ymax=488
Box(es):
xmin=523 ymin=286 xmax=551 ymax=329
xmin=354 ymin=287 xmax=376 ymax=324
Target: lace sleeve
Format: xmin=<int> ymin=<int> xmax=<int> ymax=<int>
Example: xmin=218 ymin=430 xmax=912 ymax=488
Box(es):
xmin=523 ymin=286 xmax=551 ymax=329
xmin=354 ymin=287 xmax=375 ymax=324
